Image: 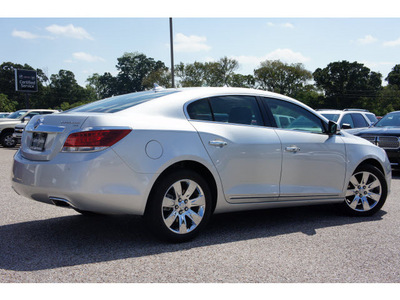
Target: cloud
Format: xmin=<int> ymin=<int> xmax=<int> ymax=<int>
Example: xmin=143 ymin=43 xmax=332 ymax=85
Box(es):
xmin=383 ymin=37 xmax=400 ymax=47
xmin=46 ymin=24 xmax=93 ymax=40
xmin=231 ymin=48 xmax=310 ymax=74
xmin=12 ymin=29 xmax=38 ymax=39
xmin=72 ymin=52 xmax=105 ymax=62
xmin=267 ymin=22 xmax=295 ymax=29
xmin=357 ymin=35 xmax=378 ymax=45
xmin=174 ymin=33 xmax=211 ymax=52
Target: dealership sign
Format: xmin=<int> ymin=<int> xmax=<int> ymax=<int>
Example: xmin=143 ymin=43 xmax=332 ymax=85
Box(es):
xmin=15 ymin=69 xmax=38 ymax=92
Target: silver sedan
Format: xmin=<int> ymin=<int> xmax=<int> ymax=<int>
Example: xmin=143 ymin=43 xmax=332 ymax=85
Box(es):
xmin=11 ymin=87 xmax=391 ymax=242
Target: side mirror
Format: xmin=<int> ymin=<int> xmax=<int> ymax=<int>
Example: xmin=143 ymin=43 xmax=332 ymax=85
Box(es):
xmin=328 ymin=120 xmax=339 ymax=135
xmin=21 ymin=117 xmax=30 ymax=123
xmin=341 ymin=123 xmax=352 ymax=129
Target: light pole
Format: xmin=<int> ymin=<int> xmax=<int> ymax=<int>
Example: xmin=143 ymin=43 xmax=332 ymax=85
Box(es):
xmin=169 ymin=18 xmax=175 ymax=88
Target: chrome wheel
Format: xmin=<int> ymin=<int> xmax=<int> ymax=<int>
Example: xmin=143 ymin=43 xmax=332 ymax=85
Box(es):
xmin=345 ymin=170 xmax=382 ymax=212
xmin=162 ymin=179 xmax=206 ymax=234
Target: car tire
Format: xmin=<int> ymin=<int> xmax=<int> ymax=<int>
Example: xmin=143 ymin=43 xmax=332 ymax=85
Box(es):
xmin=1 ymin=132 xmax=17 ymax=148
xmin=341 ymin=164 xmax=388 ymax=216
xmin=145 ymin=169 xmax=213 ymax=242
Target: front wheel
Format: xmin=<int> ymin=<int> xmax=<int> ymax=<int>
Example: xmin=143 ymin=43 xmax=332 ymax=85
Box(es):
xmin=1 ymin=132 xmax=17 ymax=148
xmin=341 ymin=164 xmax=388 ymax=216
xmin=145 ymin=169 xmax=213 ymax=242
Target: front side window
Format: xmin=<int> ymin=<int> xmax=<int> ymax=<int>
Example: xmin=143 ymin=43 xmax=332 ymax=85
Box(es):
xmin=187 ymin=95 xmax=263 ymax=126
xmin=263 ymin=98 xmax=324 ymax=134
xmin=340 ymin=114 xmax=354 ymax=128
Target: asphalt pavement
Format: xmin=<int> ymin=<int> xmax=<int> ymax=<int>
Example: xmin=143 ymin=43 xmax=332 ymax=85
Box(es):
xmin=1 ymin=147 xmax=400 ymax=283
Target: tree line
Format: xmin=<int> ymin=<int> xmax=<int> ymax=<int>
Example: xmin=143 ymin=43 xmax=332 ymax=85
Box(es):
xmin=1 ymin=52 xmax=400 ymax=116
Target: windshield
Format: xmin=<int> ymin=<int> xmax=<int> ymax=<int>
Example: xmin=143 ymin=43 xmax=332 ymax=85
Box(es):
xmin=5 ymin=110 xmax=28 ymax=119
xmin=374 ymin=112 xmax=400 ymax=127
xmin=321 ymin=113 xmax=340 ymax=122
xmin=68 ymin=90 xmax=179 ymax=113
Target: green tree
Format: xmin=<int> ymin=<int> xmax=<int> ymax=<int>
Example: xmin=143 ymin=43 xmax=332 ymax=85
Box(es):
xmin=313 ymin=60 xmax=382 ymax=109
xmin=47 ymin=70 xmax=96 ymax=108
xmin=175 ymin=62 xmax=206 ymax=87
xmin=203 ymin=57 xmax=239 ymax=86
xmin=0 ymin=93 xmax=17 ymax=112
xmin=254 ymin=60 xmax=312 ymax=97
xmin=386 ymin=64 xmax=400 ymax=88
xmin=115 ymin=52 xmax=168 ymax=94
xmin=227 ymin=74 xmax=255 ymax=88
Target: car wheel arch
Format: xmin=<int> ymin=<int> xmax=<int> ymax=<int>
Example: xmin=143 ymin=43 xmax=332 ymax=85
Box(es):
xmin=145 ymin=160 xmax=218 ymax=215
xmin=356 ymin=158 xmax=386 ymax=176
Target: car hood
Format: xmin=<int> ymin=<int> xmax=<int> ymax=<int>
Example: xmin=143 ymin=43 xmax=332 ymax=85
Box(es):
xmin=0 ymin=120 xmax=21 ymax=126
xmin=351 ymin=126 xmax=400 ymax=136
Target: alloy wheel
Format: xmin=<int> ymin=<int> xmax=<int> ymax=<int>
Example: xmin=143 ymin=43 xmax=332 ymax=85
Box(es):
xmin=161 ymin=179 xmax=206 ymax=234
xmin=345 ymin=170 xmax=382 ymax=212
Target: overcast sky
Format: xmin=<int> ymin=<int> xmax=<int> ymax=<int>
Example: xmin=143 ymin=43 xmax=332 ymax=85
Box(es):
xmin=2 ymin=1 xmax=400 ymax=87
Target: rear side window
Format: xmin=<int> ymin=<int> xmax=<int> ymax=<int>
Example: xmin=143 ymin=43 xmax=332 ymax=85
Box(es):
xmin=69 ymin=90 xmax=179 ymax=113
xmin=365 ymin=113 xmax=378 ymax=123
xmin=351 ymin=113 xmax=368 ymax=127
xmin=187 ymin=95 xmax=263 ymax=126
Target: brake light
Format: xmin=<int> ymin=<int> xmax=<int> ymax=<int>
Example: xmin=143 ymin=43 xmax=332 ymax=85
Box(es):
xmin=62 ymin=129 xmax=131 ymax=152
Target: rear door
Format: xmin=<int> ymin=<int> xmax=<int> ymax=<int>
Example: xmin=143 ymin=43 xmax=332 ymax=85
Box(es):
xmin=187 ymin=95 xmax=282 ymax=203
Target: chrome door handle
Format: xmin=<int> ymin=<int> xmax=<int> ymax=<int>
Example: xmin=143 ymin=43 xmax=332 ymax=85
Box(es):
xmin=285 ymin=146 xmax=300 ymax=152
xmin=209 ymin=140 xmax=228 ymax=148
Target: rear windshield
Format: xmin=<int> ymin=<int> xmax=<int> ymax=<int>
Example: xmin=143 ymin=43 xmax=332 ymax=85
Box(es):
xmin=68 ymin=90 xmax=179 ymax=113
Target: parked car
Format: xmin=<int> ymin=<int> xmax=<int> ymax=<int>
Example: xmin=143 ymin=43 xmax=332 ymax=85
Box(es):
xmin=0 ymin=112 xmax=11 ymax=118
xmin=0 ymin=109 xmax=59 ymax=147
xmin=349 ymin=111 xmax=400 ymax=170
xmin=11 ymin=87 xmax=391 ymax=242
xmin=317 ymin=109 xmax=377 ymax=129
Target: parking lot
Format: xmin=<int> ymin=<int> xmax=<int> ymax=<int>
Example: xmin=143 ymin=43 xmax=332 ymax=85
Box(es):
xmin=1 ymin=147 xmax=400 ymax=283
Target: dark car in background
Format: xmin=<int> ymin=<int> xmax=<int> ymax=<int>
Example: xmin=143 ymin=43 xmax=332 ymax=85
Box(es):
xmin=349 ymin=111 xmax=400 ymax=170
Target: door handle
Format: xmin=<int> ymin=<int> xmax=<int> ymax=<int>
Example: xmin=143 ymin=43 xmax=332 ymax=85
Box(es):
xmin=285 ymin=146 xmax=300 ymax=153
xmin=209 ymin=140 xmax=228 ymax=148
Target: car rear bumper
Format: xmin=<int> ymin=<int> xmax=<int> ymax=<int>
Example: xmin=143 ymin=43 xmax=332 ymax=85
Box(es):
xmin=11 ymin=149 xmax=152 ymax=215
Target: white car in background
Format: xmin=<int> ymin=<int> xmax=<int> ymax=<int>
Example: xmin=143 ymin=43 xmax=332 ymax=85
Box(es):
xmin=318 ymin=109 xmax=378 ymax=130
xmin=11 ymin=87 xmax=391 ymax=242
xmin=0 ymin=109 xmax=59 ymax=148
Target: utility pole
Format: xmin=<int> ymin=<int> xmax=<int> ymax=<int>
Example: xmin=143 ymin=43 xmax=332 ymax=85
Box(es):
xmin=169 ymin=18 xmax=175 ymax=88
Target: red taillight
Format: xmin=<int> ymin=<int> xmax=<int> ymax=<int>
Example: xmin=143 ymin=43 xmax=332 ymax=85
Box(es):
xmin=63 ymin=129 xmax=131 ymax=152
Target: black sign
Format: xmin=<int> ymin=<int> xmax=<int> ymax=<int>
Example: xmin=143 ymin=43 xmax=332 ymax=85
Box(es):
xmin=15 ymin=69 xmax=38 ymax=92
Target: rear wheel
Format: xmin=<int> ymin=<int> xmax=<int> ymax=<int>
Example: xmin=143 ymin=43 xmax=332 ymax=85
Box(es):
xmin=145 ymin=169 xmax=213 ymax=242
xmin=341 ymin=164 xmax=387 ymax=216
xmin=1 ymin=132 xmax=17 ymax=148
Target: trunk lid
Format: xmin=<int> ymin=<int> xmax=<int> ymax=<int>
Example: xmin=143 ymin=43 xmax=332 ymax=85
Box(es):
xmin=20 ymin=113 xmax=89 ymax=161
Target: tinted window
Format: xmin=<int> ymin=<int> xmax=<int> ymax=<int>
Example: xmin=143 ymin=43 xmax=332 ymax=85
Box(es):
xmin=264 ymin=98 xmax=324 ymax=134
xmin=187 ymin=99 xmax=212 ymax=121
xmin=69 ymin=90 xmax=179 ymax=113
xmin=351 ymin=113 xmax=368 ymax=127
xmin=375 ymin=113 xmax=400 ymax=127
xmin=340 ymin=114 xmax=354 ymax=128
xmin=365 ymin=113 xmax=378 ymax=123
xmin=209 ymin=96 xmax=263 ymax=126
xmin=188 ymin=96 xmax=263 ymax=126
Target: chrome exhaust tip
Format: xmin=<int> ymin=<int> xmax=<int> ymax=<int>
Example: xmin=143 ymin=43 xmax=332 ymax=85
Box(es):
xmin=49 ymin=197 xmax=72 ymax=208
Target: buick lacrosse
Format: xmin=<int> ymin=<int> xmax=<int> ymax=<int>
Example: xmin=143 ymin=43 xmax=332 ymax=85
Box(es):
xmin=12 ymin=87 xmax=391 ymax=242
